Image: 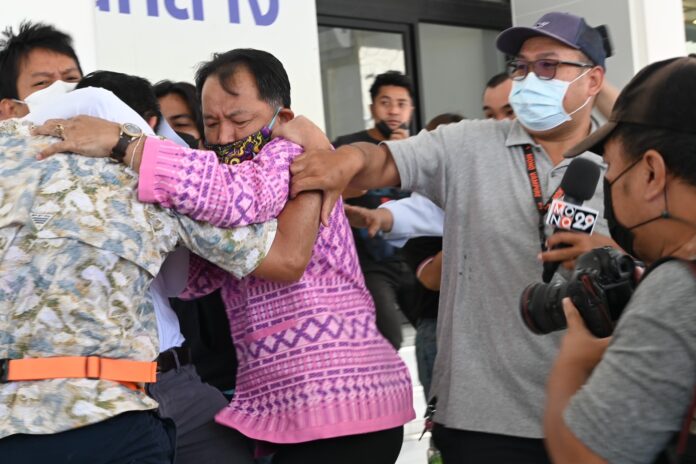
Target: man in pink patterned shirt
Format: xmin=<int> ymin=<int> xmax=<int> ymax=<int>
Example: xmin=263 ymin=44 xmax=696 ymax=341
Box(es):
xmin=35 ymin=49 xmax=415 ymax=464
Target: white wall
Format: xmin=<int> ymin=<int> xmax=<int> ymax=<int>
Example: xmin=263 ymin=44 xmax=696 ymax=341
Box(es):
xmin=418 ymin=24 xmax=504 ymax=121
xmin=2 ymin=0 xmax=98 ymax=73
xmin=2 ymin=0 xmax=325 ymax=126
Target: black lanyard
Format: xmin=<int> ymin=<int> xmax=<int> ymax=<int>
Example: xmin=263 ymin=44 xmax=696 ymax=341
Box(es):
xmin=522 ymin=144 xmax=564 ymax=252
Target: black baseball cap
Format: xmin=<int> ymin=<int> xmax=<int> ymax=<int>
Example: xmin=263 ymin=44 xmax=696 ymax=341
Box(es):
xmin=565 ymin=55 xmax=696 ymax=158
xmin=497 ymin=12 xmax=609 ymax=68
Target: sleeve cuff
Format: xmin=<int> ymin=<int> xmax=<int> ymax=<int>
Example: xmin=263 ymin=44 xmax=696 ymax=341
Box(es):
xmin=137 ymin=136 xmax=162 ymax=203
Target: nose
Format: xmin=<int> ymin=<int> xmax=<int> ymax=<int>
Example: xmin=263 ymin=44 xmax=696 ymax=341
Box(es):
xmin=217 ymin=121 xmax=238 ymax=144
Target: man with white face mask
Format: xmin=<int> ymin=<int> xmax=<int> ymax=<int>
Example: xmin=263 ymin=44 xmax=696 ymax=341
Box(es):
xmin=281 ymin=11 xmax=620 ymax=463
xmin=0 ymin=22 xmax=82 ymax=119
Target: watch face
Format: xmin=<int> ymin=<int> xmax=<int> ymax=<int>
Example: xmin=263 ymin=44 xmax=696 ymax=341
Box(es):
xmin=122 ymin=122 xmax=143 ymax=138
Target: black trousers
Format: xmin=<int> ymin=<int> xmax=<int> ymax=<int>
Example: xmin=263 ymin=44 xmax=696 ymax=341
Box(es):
xmin=432 ymin=424 xmax=551 ymax=464
xmin=271 ymin=426 xmax=404 ymax=464
xmin=146 ymin=361 xmax=255 ymax=464
xmin=0 ymin=410 xmax=174 ymax=464
xmin=363 ymin=259 xmax=416 ymax=350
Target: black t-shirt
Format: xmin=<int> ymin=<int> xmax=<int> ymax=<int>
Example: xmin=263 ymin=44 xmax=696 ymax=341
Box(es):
xmin=333 ymin=130 xmax=411 ymax=270
xmin=399 ymin=236 xmax=442 ymax=322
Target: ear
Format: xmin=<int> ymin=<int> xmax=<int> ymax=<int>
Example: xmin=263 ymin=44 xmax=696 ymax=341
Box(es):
xmin=369 ymin=102 xmax=376 ymax=120
xmin=0 ymin=99 xmax=13 ymax=121
xmin=277 ymin=107 xmax=294 ymax=123
xmin=147 ymin=115 xmax=158 ymax=130
xmin=642 ymin=149 xmax=667 ymax=201
xmin=0 ymin=98 xmax=28 ymax=120
xmin=587 ymin=66 xmax=604 ymax=97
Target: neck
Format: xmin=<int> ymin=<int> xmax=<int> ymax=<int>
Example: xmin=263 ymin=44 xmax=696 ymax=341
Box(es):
xmin=648 ymin=229 xmax=696 ymax=265
xmin=532 ymin=117 xmax=592 ymax=165
xmin=367 ymin=127 xmax=386 ymax=142
xmin=644 ymin=196 xmax=696 ymax=264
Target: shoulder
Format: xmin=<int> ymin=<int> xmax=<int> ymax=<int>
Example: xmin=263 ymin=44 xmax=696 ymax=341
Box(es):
xmin=620 ymin=259 xmax=696 ymax=329
xmin=406 ymin=118 xmax=511 ymax=148
xmin=638 ymin=259 xmax=696 ymax=295
xmin=263 ymin=137 xmax=304 ymax=156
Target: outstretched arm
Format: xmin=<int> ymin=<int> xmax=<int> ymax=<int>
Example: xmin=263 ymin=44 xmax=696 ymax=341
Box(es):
xmin=290 ymin=142 xmax=401 ymax=225
xmin=34 ymin=116 xmax=298 ymax=227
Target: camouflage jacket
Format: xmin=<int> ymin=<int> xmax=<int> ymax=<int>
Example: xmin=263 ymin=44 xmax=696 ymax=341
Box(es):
xmin=0 ymin=120 xmax=276 ymax=438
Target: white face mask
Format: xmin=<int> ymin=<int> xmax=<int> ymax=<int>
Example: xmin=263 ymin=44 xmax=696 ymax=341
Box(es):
xmin=15 ymin=80 xmax=77 ymax=114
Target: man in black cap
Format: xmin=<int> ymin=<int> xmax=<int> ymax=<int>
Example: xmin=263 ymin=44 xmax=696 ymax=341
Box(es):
xmin=545 ymin=56 xmax=696 ymax=464
xmin=287 ymin=11 xmax=616 ymax=463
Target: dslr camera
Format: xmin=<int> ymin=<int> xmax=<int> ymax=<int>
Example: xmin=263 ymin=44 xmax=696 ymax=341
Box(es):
xmin=520 ymin=247 xmax=637 ymax=337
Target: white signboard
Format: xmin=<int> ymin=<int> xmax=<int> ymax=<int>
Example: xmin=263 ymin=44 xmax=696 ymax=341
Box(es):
xmin=2 ymin=0 xmax=98 ymax=73
xmin=3 ymin=0 xmax=325 ymax=125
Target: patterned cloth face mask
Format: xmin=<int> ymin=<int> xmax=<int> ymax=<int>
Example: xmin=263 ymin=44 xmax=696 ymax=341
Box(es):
xmin=204 ymin=106 xmax=282 ymax=165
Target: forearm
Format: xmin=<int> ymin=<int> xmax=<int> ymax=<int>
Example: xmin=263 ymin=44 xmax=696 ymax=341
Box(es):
xmin=345 ymin=143 xmax=401 ymax=190
xmin=417 ymin=252 xmax=442 ymax=291
xmin=123 ymin=136 xmax=146 ymax=173
xmin=136 ymin=138 xmax=294 ymax=227
xmin=252 ymin=191 xmax=321 ymax=281
xmin=545 ymin=362 xmax=606 ymax=464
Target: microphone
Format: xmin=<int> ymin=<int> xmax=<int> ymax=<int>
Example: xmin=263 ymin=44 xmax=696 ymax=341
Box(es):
xmin=541 ymin=157 xmax=601 ymax=282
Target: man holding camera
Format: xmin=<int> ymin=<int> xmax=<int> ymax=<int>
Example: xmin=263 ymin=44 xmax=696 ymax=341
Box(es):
xmin=544 ymin=56 xmax=696 ymax=464
xmin=288 ymin=12 xmax=614 ymax=463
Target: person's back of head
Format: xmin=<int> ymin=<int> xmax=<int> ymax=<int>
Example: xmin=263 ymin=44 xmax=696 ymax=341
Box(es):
xmin=77 ymin=70 xmax=161 ymax=130
xmin=195 ymin=48 xmax=291 ymax=109
xmin=0 ymin=21 xmax=82 ymax=101
xmin=426 ymin=113 xmax=464 ymax=131
xmin=154 ymin=79 xmax=204 ymax=141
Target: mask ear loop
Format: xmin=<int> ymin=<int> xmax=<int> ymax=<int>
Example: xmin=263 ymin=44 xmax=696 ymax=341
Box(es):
xmin=267 ymin=106 xmax=283 ymax=130
xmin=567 ymin=67 xmax=595 ymax=116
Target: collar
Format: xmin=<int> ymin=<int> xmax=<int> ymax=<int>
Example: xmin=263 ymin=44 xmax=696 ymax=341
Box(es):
xmin=504 ymin=119 xmax=537 ymax=148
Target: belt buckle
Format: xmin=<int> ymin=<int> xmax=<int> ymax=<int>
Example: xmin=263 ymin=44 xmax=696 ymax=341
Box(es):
xmin=85 ymin=356 xmax=101 ymax=379
xmin=0 ymin=359 xmax=9 ymax=383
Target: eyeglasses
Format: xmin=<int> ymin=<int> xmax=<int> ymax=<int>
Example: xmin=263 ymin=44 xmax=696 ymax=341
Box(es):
xmin=507 ymin=59 xmax=594 ymax=81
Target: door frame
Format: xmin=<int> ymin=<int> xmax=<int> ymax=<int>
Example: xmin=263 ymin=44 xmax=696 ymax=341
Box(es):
xmin=317 ymin=1 xmax=512 ymax=130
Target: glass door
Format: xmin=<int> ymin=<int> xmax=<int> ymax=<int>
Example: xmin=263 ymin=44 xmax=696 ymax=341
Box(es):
xmin=318 ymin=20 xmax=413 ymax=141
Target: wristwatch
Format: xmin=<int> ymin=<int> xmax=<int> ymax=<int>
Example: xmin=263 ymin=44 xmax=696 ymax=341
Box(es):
xmin=110 ymin=122 xmax=143 ymax=162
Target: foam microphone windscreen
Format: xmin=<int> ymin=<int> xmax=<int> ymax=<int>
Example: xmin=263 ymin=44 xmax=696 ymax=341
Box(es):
xmin=560 ymin=158 xmax=601 ymax=203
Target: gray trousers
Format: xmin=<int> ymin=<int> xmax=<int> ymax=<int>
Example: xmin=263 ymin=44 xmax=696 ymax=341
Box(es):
xmin=147 ymin=363 xmax=255 ymax=464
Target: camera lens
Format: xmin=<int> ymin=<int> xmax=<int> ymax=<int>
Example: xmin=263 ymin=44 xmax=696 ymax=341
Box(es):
xmin=519 ymin=279 xmax=569 ymax=334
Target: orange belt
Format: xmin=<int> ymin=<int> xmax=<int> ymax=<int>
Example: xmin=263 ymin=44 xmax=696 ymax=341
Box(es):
xmin=0 ymin=357 xmax=157 ymax=390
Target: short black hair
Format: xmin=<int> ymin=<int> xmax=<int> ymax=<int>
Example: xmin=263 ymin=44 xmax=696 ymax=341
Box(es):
xmin=426 ymin=113 xmax=464 ymax=131
xmin=369 ymin=71 xmax=414 ymax=102
xmin=76 ymin=70 xmax=161 ymax=128
xmin=195 ymin=48 xmax=291 ymax=108
xmin=0 ymin=21 xmax=82 ymax=99
xmin=486 ymin=72 xmax=510 ymax=89
xmin=610 ymin=123 xmax=696 ymax=187
xmin=153 ymin=80 xmax=204 ymax=138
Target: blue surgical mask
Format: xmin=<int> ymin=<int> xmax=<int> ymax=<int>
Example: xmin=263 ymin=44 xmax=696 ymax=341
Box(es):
xmin=509 ymin=70 xmax=591 ymax=132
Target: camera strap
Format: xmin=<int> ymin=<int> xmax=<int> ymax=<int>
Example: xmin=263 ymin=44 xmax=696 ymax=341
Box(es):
xmin=522 ymin=144 xmax=565 ymax=252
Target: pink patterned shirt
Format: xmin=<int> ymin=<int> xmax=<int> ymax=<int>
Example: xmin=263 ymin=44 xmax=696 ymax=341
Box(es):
xmin=138 ymin=137 xmax=415 ymax=443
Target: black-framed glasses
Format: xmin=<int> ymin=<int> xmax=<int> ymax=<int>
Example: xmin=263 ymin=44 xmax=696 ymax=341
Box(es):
xmin=507 ymin=59 xmax=594 ymax=81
